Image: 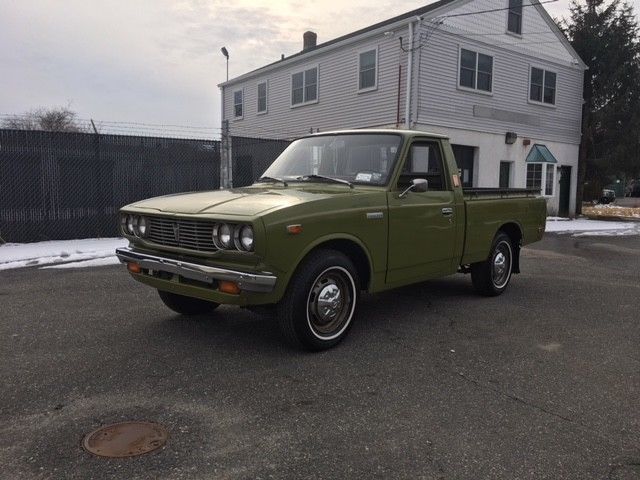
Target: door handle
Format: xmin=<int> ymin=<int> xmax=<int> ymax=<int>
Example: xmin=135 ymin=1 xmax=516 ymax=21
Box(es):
xmin=441 ymin=207 xmax=454 ymax=216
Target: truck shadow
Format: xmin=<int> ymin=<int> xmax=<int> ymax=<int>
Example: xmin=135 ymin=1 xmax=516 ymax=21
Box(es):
xmin=155 ymin=275 xmax=477 ymax=353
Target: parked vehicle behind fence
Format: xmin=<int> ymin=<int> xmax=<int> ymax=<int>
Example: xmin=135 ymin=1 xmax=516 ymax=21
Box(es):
xmin=600 ymin=189 xmax=616 ymax=204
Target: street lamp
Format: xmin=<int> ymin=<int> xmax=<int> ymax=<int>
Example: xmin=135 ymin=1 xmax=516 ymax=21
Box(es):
xmin=220 ymin=47 xmax=229 ymax=82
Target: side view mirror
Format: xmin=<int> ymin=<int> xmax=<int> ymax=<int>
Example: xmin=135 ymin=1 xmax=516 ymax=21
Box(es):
xmin=399 ymin=178 xmax=428 ymax=198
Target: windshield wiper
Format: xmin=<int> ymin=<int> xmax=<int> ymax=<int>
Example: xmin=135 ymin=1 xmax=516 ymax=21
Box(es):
xmin=296 ymin=174 xmax=353 ymax=188
xmin=256 ymin=175 xmax=288 ymax=187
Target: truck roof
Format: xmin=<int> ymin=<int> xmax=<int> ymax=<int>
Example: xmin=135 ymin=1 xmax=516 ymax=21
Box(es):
xmin=302 ymin=128 xmax=449 ymax=140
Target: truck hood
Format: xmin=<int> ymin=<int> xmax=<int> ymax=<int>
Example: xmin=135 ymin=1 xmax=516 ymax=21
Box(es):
xmin=127 ymin=186 xmax=370 ymax=216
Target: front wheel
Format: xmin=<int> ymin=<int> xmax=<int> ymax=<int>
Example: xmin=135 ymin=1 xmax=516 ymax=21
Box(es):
xmin=277 ymin=250 xmax=359 ymax=351
xmin=158 ymin=290 xmax=219 ymax=315
xmin=471 ymin=232 xmax=514 ymax=296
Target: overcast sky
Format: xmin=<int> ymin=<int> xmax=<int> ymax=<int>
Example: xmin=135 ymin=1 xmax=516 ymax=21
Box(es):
xmin=1 ymin=0 xmax=637 ymax=137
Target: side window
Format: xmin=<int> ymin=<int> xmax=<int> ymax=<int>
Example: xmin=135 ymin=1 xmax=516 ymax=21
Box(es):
xmin=291 ymin=67 xmax=318 ymax=106
xmin=358 ymin=48 xmax=377 ymax=91
xmin=530 ymin=67 xmax=557 ymax=105
xmin=399 ymin=142 xmax=446 ymax=191
xmin=459 ymin=48 xmax=493 ymax=93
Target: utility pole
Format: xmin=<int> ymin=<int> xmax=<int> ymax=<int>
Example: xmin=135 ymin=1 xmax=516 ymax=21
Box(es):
xmin=219 ymin=47 xmax=231 ymax=189
xmin=220 ymin=119 xmax=232 ymax=188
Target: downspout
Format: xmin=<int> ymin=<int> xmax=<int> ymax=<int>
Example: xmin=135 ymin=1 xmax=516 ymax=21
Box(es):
xmin=405 ymin=20 xmax=414 ymax=129
xmin=396 ymin=64 xmax=402 ymax=127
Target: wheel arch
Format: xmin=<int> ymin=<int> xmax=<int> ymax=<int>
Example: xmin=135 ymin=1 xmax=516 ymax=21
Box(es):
xmin=498 ymin=222 xmax=523 ymax=274
xmin=289 ymin=234 xmax=373 ymax=292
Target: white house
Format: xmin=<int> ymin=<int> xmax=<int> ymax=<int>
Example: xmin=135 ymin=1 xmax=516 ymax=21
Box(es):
xmin=219 ymin=0 xmax=586 ymax=216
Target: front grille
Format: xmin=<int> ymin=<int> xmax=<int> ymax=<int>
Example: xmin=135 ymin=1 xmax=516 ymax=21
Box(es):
xmin=147 ymin=217 xmax=217 ymax=252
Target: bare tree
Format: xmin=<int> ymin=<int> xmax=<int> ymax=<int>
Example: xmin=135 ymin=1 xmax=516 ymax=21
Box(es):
xmin=2 ymin=106 xmax=85 ymax=132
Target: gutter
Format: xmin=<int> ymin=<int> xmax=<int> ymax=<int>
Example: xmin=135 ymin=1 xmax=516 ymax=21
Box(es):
xmin=405 ymin=19 xmax=413 ymax=129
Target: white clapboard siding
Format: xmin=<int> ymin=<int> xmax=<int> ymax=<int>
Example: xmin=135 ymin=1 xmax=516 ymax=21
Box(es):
xmin=223 ymin=28 xmax=409 ymax=139
xmin=416 ymin=27 xmax=584 ymax=144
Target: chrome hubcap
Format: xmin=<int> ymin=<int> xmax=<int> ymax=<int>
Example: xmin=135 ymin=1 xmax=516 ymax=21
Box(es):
xmin=316 ymin=284 xmax=343 ymax=322
xmin=492 ymin=242 xmax=512 ymax=288
xmin=307 ymin=268 xmax=354 ymax=339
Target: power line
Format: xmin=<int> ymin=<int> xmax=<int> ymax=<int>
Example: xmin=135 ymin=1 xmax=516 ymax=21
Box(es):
xmin=406 ymin=21 xmax=571 ymax=52
xmin=448 ymin=30 xmax=557 ymax=37
xmin=441 ymin=0 xmax=559 ymax=19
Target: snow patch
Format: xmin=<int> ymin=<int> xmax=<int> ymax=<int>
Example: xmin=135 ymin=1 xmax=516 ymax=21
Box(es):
xmin=0 ymin=238 xmax=127 ymax=271
xmin=546 ymin=218 xmax=640 ymax=236
xmin=41 ymin=256 xmax=122 ymax=269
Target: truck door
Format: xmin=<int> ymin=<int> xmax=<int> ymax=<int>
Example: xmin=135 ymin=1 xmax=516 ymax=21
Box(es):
xmin=386 ymin=140 xmax=457 ymax=284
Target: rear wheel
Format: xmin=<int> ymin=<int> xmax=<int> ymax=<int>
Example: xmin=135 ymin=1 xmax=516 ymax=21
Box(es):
xmin=277 ymin=249 xmax=359 ymax=351
xmin=157 ymin=290 xmax=219 ymax=315
xmin=471 ymin=232 xmax=514 ymax=296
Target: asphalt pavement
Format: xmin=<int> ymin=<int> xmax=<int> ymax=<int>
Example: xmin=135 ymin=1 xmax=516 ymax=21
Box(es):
xmin=1 ymin=233 xmax=639 ymax=480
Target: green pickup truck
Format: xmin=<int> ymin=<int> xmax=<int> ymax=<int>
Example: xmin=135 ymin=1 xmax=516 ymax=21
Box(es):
xmin=117 ymin=129 xmax=546 ymax=350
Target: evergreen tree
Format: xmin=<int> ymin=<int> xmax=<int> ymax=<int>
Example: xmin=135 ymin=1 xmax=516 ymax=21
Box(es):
xmin=562 ymin=0 xmax=640 ymax=206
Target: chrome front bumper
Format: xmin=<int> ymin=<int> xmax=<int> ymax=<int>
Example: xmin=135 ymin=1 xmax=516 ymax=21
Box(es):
xmin=115 ymin=247 xmax=277 ymax=293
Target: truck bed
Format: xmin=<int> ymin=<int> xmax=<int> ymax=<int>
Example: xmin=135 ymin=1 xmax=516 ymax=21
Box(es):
xmin=460 ymin=189 xmax=547 ymax=266
xmin=463 ymin=188 xmax=539 ymax=199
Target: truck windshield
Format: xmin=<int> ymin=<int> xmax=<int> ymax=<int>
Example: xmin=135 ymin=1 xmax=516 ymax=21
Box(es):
xmin=261 ymin=134 xmax=403 ymax=186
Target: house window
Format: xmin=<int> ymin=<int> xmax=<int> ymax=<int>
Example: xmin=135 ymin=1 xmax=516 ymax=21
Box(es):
xmin=257 ymin=82 xmax=267 ymax=113
xmin=459 ymin=48 xmax=493 ymax=93
xmin=233 ymin=89 xmax=243 ymax=118
xmin=358 ymin=48 xmax=377 ymax=91
xmin=545 ymin=164 xmax=555 ymax=196
xmin=530 ymin=67 xmax=556 ymax=105
xmin=508 ymin=0 xmax=523 ymax=35
xmin=292 ymin=67 xmax=318 ymax=106
xmin=499 ymin=161 xmax=512 ymax=188
xmin=527 ymin=163 xmax=555 ymax=196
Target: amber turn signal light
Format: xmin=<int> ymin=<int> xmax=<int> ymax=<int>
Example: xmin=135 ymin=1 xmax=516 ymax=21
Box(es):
xmin=127 ymin=262 xmax=142 ymax=274
xmin=286 ymin=224 xmax=303 ymax=235
xmin=219 ymin=281 xmax=241 ymax=295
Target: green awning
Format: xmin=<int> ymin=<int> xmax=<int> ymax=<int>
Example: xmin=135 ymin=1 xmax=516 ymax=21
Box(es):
xmin=526 ymin=144 xmax=557 ymax=164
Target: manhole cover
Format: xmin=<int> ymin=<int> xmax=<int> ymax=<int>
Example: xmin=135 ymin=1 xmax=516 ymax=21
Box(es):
xmin=82 ymin=421 xmax=168 ymax=458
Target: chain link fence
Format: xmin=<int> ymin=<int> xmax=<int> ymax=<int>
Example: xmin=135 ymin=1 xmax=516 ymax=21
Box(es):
xmin=0 ymin=129 xmax=221 ymax=243
xmin=0 ymin=129 xmax=294 ymax=243
xmin=230 ymin=136 xmax=291 ymax=187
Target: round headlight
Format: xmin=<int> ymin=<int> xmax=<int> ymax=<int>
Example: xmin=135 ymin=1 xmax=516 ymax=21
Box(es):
xmin=213 ymin=223 xmax=233 ymax=249
xmin=126 ymin=215 xmax=136 ymax=235
xmin=219 ymin=224 xmax=232 ymax=247
xmin=137 ymin=216 xmax=148 ymax=237
xmin=239 ymin=225 xmax=254 ymax=251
